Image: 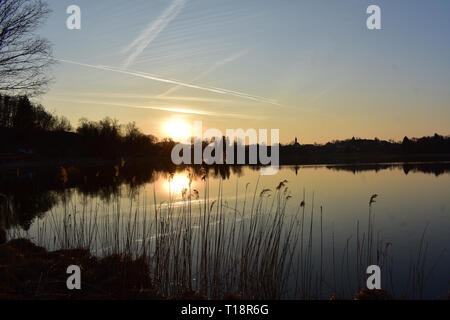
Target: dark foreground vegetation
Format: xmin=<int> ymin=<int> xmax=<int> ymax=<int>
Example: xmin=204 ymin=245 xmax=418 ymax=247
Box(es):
xmin=0 ymin=238 xmax=158 ymax=299
xmin=0 ymin=238 xmax=393 ymax=300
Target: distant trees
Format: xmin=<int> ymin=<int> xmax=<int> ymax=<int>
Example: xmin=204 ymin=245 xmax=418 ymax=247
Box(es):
xmin=76 ymin=118 xmax=160 ymax=158
xmin=0 ymin=94 xmax=71 ymax=131
xmin=2 ymin=93 xmax=449 ymax=162
xmin=0 ymin=0 xmax=53 ymax=95
xmin=282 ymin=135 xmax=450 ymax=157
xmin=76 ymin=117 xmax=122 ymax=158
xmin=0 ymin=93 xmax=173 ymax=159
xmin=123 ymin=121 xmax=157 ymax=155
xmin=400 ymin=133 xmax=450 ymax=154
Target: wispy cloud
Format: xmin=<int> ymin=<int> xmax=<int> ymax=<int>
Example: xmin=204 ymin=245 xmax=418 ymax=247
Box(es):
xmin=159 ymin=49 xmax=248 ymax=97
xmin=51 ymin=98 xmax=261 ymax=120
xmin=122 ymin=0 xmax=186 ymax=68
xmin=52 ymin=92 xmax=235 ymax=104
xmin=57 ymin=59 xmax=281 ymax=106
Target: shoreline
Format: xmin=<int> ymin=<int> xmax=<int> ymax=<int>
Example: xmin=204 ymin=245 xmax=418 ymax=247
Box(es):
xmin=1 ymin=153 xmax=450 ymax=170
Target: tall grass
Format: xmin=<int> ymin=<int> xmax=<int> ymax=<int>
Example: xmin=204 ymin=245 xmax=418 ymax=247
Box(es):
xmin=7 ymin=177 xmax=445 ymax=299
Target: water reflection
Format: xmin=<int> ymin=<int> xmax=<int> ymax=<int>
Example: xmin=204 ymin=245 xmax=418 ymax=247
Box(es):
xmin=1 ymin=161 xmax=449 ymax=298
xmin=165 ymin=174 xmax=191 ymax=194
xmin=1 ymin=162 xmax=450 ymax=231
xmin=324 ymin=162 xmax=450 ymax=176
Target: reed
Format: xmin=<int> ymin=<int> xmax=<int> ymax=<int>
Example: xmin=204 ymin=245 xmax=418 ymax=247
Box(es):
xmin=6 ymin=177 xmax=445 ymax=299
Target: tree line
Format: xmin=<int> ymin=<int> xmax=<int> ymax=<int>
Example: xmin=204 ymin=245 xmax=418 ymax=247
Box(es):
xmin=0 ymin=94 xmax=176 ymax=159
xmin=1 ymin=93 xmax=449 ymax=162
xmin=0 ymin=94 xmax=71 ymax=132
xmin=282 ymin=135 xmax=450 ymax=155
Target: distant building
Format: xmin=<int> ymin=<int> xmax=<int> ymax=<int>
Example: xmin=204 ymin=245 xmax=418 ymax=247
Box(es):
xmin=293 ymin=137 xmax=300 ymax=147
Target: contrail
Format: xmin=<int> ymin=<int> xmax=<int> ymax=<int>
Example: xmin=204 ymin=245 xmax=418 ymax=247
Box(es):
xmin=57 ymin=59 xmax=281 ymax=106
xmin=122 ymin=0 xmax=186 ymax=68
xmin=52 ymin=98 xmax=261 ymax=120
xmin=159 ymin=49 xmax=248 ymax=97
xmin=54 ymin=92 xmax=234 ymax=104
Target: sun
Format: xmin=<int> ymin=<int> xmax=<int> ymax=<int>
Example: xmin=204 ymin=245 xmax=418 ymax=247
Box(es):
xmin=163 ymin=119 xmax=192 ymax=142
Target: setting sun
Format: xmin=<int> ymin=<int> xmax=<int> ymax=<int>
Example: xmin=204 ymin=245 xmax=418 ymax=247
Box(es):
xmin=162 ymin=119 xmax=192 ymax=142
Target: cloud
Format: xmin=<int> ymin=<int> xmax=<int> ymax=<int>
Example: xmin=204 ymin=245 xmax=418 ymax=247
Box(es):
xmin=52 ymin=92 xmax=235 ymax=104
xmin=51 ymin=97 xmax=261 ymax=120
xmin=122 ymin=0 xmax=186 ymax=68
xmin=57 ymin=59 xmax=281 ymax=106
xmin=159 ymin=49 xmax=248 ymax=97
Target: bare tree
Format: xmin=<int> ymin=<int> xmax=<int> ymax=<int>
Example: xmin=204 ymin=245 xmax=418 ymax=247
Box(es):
xmin=0 ymin=0 xmax=53 ymax=95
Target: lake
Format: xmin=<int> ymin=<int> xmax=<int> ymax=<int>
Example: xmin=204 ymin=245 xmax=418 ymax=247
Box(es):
xmin=4 ymin=163 xmax=450 ymax=299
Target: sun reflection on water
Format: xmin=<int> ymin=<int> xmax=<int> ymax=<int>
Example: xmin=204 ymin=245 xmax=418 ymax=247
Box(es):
xmin=164 ymin=174 xmax=190 ymax=195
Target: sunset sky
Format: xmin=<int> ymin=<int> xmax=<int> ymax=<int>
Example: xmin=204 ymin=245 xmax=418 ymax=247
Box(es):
xmin=39 ymin=0 xmax=450 ymax=144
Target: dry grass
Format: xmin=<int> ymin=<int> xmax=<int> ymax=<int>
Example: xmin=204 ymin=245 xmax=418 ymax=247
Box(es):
xmin=6 ymin=177 xmax=446 ymax=300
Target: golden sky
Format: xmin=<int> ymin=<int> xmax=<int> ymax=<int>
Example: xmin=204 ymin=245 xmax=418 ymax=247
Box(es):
xmin=39 ymin=0 xmax=450 ymax=144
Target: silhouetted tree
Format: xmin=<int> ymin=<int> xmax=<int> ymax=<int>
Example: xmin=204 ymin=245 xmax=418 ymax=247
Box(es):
xmin=0 ymin=94 xmax=71 ymax=131
xmin=13 ymin=96 xmax=34 ymax=130
xmin=0 ymin=0 xmax=53 ymax=95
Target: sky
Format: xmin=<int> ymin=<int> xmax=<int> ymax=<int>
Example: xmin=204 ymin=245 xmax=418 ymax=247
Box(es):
xmin=37 ymin=0 xmax=450 ymax=144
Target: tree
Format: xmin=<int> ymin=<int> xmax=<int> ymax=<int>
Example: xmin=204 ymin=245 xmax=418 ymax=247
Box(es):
xmin=12 ymin=95 xmax=34 ymax=130
xmin=0 ymin=93 xmax=71 ymax=131
xmin=0 ymin=0 xmax=53 ymax=95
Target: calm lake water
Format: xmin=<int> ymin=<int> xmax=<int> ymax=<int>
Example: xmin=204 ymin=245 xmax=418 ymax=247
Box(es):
xmin=7 ymin=163 xmax=450 ymax=299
